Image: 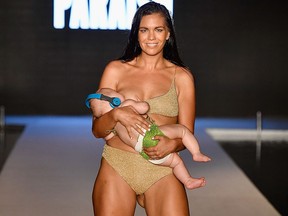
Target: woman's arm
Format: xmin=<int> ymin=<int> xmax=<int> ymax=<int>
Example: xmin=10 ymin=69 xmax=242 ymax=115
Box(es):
xmin=177 ymin=68 xmax=196 ymax=133
xmin=91 ymin=61 xmax=150 ymax=138
xmin=144 ymin=67 xmax=196 ymax=159
xmin=92 ymin=105 xmax=149 ymax=138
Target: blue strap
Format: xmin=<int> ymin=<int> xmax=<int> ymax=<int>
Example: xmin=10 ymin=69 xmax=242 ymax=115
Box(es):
xmin=85 ymin=93 xmax=121 ymax=109
xmin=85 ymin=93 xmax=101 ymax=108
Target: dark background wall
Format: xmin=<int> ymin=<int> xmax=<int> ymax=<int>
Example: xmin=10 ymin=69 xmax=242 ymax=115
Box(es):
xmin=1 ymin=0 xmax=287 ymax=117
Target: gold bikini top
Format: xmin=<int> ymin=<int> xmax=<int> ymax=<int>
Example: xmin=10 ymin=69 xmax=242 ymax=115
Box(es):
xmin=145 ymin=78 xmax=179 ymax=117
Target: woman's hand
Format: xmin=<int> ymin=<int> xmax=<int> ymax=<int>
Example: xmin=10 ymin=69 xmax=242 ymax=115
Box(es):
xmin=114 ymin=105 xmax=150 ymax=138
xmin=143 ymin=136 xmax=182 ymax=160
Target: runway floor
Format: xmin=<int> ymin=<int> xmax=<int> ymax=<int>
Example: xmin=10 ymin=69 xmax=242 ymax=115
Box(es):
xmin=0 ymin=116 xmax=286 ymax=216
xmin=220 ymin=140 xmax=288 ymax=215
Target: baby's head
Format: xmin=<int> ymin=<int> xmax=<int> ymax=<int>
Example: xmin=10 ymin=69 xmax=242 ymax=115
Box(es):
xmin=90 ymin=88 xmax=124 ymax=118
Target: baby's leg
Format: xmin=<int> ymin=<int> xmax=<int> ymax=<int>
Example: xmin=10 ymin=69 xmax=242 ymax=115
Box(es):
xmin=160 ymin=153 xmax=206 ymax=190
xmin=114 ymin=123 xmax=138 ymax=148
xmin=159 ymin=124 xmax=211 ymax=162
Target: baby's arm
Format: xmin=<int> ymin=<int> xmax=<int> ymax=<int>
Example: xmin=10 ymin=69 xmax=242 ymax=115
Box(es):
xmin=113 ymin=123 xmax=138 ymax=147
xmin=121 ymin=99 xmax=149 ymax=114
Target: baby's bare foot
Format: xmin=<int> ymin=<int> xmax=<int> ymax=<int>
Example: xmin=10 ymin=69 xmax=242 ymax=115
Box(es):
xmin=193 ymin=152 xmax=211 ymax=162
xmin=185 ymin=177 xmax=206 ymax=190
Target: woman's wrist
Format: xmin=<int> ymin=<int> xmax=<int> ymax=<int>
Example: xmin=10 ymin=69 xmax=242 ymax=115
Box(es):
xmin=111 ymin=107 xmax=120 ymax=122
xmin=92 ymin=108 xmax=118 ymax=138
xmin=174 ymin=138 xmax=185 ymax=152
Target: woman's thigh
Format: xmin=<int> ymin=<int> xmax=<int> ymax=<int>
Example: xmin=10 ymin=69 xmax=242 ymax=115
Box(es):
xmin=92 ymin=158 xmax=137 ymax=216
xmin=144 ymin=174 xmax=190 ymax=216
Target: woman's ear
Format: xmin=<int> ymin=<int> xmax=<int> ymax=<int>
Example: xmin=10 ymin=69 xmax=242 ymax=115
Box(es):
xmin=166 ymin=32 xmax=170 ymax=40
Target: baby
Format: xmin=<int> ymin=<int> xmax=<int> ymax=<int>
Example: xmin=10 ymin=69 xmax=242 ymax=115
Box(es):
xmin=86 ymin=88 xmax=211 ymax=190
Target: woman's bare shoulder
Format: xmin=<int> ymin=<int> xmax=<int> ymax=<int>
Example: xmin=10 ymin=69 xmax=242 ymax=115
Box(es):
xmin=104 ymin=60 xmax=125 ymax=73
xmin=100 ymin=60 xmax=135 ymax=88
xmin=175 ymin=66 xmax=194 ymax=83
xmin=104 ymin=60 xmax=135 ymax=75
xmin=101 ymin=60 xmax=127 ymax=80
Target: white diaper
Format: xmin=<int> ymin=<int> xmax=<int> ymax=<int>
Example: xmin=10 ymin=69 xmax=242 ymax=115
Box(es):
xmin=134 ymin=133 xmax=171 ymax=165
xmin=135 ymin=133 xmax=145 ymax=152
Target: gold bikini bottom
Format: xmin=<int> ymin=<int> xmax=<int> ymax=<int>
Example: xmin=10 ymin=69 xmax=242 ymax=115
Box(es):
xmin=102 ymin=144 xmax=172 ymax=195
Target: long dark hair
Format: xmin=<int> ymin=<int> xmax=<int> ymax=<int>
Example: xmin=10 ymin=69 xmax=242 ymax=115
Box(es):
xmin=118 ymin=1 xmax=186 ymax=68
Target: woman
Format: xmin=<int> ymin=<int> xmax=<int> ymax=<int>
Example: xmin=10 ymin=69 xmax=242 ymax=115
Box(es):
xmin=91 ymin=2 xmax=196 ymax=215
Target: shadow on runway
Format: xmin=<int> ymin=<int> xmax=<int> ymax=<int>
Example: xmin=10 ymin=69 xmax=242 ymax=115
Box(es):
xmin=0 ymin=125 xmax=25 ymax=172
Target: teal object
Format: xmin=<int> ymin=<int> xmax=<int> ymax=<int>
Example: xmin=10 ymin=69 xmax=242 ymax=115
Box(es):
xmin=140 ymin=124 xmax=165 ymax=160
xmin=85 ymin=93 xmax=121 ymax=108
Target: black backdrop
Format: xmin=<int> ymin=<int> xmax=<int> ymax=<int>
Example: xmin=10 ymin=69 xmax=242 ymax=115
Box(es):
xmin=1 ymin=0 xmax=287 ymax=117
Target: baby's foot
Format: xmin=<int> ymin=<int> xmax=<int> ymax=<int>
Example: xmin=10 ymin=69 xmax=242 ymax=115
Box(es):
xmin=185 ymin=177 xmax=206 ymax=190
xmin=193 ymin=152 xmax=211 ymax=162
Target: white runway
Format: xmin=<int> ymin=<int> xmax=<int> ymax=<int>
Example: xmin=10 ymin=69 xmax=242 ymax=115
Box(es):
xmin=0 ymin=116 xmax=282 ymax=216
